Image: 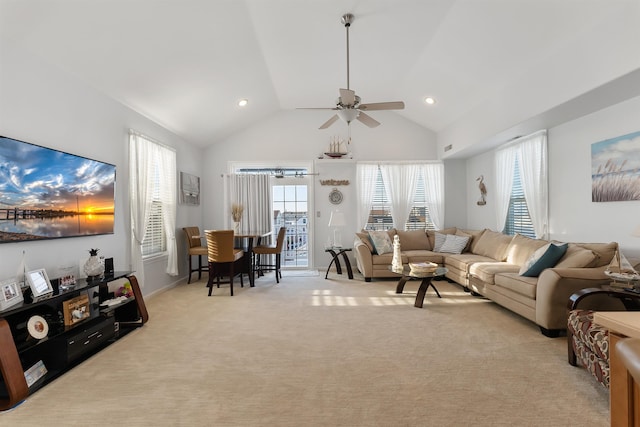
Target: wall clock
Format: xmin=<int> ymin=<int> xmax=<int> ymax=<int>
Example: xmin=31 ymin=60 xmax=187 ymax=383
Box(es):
xmin=329 ymin=188 xmax=343 ymax=205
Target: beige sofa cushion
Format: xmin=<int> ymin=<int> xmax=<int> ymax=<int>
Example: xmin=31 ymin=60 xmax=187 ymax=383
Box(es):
xmin=472 ymin=230 xmax=514 ymax=261
xmin=469 ymin=262 xmax=521 ymax=285
xmin=505 ymin=234 xmax=549 ymax=266
xmin=554 ymin=244 xmax=598 ymax=268
xmin=396 ymin=230 xmax=431 ymax=251
xmin=356 ymin=232 xmax=374 ymax=252
xmin=445 ymin=253 xmax=495 ymax=272
xmin=494 ymin=273 xmax=538 ymax=299
xmin=458 ymin=228 xmax=486 ymax=253
xmin=575 ymin=242 xmax=618 ymax=267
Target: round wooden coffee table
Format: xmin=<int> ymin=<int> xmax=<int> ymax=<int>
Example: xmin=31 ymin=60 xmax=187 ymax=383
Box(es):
xmin=391 ymin=265 xmax=448 ymax=308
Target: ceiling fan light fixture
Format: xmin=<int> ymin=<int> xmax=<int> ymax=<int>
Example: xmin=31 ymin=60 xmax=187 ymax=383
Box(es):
xmin=424 ymin=97 xmax=436 ymax=105
xmin=238 ymin=98 xmax=248 ymax=107
xmin=337 ymin=109 xmax=360 ymax=124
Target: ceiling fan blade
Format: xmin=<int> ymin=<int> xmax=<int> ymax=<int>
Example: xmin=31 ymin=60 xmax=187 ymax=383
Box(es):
xmin=357 ymin=112 xmax=381 ymax=128
xmin=358 ymin=101 xmax=405 ymax=111
xmin=319 ymin=114 xmax=340 ymax=129
xmin=297 ymin=107 xmax=339 ymax=110
xmin=339 ymin=88 xmax=356 ymax=106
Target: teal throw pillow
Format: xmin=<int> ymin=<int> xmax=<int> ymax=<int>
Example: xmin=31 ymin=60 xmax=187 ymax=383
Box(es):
xmin=368 ymin=231 xmax=394 ymax=255
xmin=519 ymin=242 xmax=568 ymax=277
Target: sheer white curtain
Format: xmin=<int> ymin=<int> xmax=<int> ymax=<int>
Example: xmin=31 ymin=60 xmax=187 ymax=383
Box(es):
xmin=494 ymin=145 xmax=517 ymax=232
xmin=517 ymin=131 xmax=548 ymax=238
xmin=225 ymin=174 xmax=272 ymax=233
xmin=129 ymin=131 xmax=178 ymax=286
xmin=421 ymin=163 xmax=445 ymax=230
xmin=157 ymin=146 xmax=178 ymax=275
xmin=380 ymin=164 xmax=419 ymax=230
xmin=356 ymin=163 xmax=378 ymax=229
xmin=129 ymin=133 xmax=153 ymax=288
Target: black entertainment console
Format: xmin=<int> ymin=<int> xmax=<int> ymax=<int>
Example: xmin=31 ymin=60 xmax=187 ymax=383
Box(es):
xmin=0 ymin=272 xmax=148 ymax=411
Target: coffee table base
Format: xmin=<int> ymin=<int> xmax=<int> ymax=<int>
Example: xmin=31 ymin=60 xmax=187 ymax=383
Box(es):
xmin=396 ymin=276 xmax=442 ymax=308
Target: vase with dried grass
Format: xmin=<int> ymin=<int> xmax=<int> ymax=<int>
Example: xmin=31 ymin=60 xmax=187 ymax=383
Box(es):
xmin=231 ymin=203 xmax=244 ymax=234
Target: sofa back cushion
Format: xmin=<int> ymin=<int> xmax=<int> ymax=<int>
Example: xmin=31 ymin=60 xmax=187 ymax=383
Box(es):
xmin=458 ymin=228 xmax=486 ymax=253
xmin=356 ymin=232 xmax=375 ymax=253
xmin=505 ymin=233 xmax=549 ymax=266
xmin=554 ymin=244 xmax=598 ymax=268
xmin=472 ymin=230 xmax=514 ymax=261
xmin=574 ymin=242 xmax=618 ymax=267
xmin=396 ymin=230 xmax=431 ymax=251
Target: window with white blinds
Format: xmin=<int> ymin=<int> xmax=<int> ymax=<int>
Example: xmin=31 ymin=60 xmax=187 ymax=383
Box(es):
xmin=365 ymin=166 xmax=434 ymax=231
xmin=141 ymin=162 xmax=166 ymax=256
xmin=504 ymin=156 xmax=535 ymax=238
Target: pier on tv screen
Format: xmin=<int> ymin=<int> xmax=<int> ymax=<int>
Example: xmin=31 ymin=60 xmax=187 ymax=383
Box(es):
xmin=0 ymin=135 xmax=116 ymax=243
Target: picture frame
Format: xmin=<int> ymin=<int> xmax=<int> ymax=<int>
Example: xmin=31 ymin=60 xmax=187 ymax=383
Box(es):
xmin=25 ymin=268 xmax=54 ymax=301
xmin=180 ymin=171 xmax=200 ymax=205
xmin=62 ymin=294 xmax=91 ymax=326
xmin=0 ymin=278 xmax=24 ymax=311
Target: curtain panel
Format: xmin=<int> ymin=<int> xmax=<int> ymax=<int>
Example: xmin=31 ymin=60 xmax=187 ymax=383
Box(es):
xmin=356 ymin=161 xmax=444 ymax=231
xmin=494 ymin=130 xmax=548 ymax=237
xmin=494 ymin=145 xmax=517 ymax=232
xmin=129 ymin=131 xmax=179 ymax=286
xmin=225 ymin=174 xmax=272 ymax=234
xmin=517 ymin=131 xmax=548 ymax=238
xmin=356 ymin=164 xmax=378 ymax=229
xmin=421 ymin=163 xmax=445 ymax=230
xmin=380 ymin=164 xmax=419 ymax=230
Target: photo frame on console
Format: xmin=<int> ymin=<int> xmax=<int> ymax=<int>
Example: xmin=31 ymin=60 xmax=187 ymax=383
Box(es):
xmin=0 ymin=278 xmax=23 ymax=311
xmin=26 ymin=269 xmax=54 ymax=301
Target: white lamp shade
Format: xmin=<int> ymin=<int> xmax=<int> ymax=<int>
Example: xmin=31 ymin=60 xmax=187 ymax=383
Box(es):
xmin=633 ymin=225 xmax=640 ymax=237
xmin=328 ymin=210 xmax=346 ymax=227
xmin=337 ymin=109 xmax=359 ymax=124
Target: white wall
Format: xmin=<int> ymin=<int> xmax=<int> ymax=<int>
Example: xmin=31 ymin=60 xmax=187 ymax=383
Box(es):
xmin=464 ymin=95 xmax=640 ymax=260
xmin=0 ymin=40 xmax=205 ymax=296
xmin=548 ymin=96 xmax=640 ymax=260
xmin=202 ymin=109 xmax=439 ymax=268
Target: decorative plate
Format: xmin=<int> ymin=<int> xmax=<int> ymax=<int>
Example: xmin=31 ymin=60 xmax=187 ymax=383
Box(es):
xmin=329 ymin=188 xmax=343 ymax=204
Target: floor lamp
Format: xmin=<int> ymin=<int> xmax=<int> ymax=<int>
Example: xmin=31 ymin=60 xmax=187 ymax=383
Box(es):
xmin=328 ymin=210 xmax=346 ymax=248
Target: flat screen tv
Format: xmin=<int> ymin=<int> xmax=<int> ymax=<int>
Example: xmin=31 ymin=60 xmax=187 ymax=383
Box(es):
xmin=0 ymin=135 xmax=116 ymax=243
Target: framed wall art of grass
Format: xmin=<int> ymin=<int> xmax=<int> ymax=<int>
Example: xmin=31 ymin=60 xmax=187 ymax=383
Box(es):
xmin=591 ymin=130 xmax=640 ymax=202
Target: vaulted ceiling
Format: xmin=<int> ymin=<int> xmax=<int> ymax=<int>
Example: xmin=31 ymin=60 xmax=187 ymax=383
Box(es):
xmin=2 ymin=0 xmax=640 ymax=150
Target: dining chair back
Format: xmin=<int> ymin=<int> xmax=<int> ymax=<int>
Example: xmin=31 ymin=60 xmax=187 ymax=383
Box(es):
xmin=204 ymin=230 xmax=244 ymax=296
xmin=182 ymin=226 xmax=208 ymax=284
xmin=253 ymin=227 xmax=286 ymax=283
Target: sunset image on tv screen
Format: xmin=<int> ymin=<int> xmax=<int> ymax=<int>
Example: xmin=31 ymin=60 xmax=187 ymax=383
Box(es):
xmin=0 ymin=136 xmax=116 ymax=243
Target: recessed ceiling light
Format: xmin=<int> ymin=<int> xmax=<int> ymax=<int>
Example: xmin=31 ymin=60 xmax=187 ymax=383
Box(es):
xmin=238 ymin=99 xmax=248 ymax=107
xmin=424 ymin=97 xmax=436 ymax=105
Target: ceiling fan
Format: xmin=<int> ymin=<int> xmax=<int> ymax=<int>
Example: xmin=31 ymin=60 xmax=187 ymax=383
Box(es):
xmin=299 ymin=13 xmax=405 ymax=129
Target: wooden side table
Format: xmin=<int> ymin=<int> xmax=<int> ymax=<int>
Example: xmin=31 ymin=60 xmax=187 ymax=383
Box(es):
xmin=324 ymin=247 xmax=353 ymax=279
xmin=594 ymin=311 xmax=640 ymax=426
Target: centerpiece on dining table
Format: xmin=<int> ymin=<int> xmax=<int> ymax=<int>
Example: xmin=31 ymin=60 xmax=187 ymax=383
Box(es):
xmin=231 ymin=203 xmax=244 ymax=234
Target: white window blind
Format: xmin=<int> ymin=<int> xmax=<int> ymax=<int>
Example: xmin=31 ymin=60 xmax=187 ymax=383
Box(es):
xmin=141 ymin=160 xmax=166 ymax=256
xmin=505 ymin=156 xmax=535 ymax=238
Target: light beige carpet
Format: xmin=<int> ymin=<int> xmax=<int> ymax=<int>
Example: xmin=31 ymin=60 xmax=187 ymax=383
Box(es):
xmin=2 ymin=272 xmax=609 ymax=426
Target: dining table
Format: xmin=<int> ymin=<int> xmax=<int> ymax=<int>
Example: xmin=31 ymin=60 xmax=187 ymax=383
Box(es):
xmin=234 ymin=231 xmax=272 ymax=287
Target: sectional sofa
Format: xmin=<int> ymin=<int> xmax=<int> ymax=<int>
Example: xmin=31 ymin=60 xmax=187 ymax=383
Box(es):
xmin=354 ymin=228 xmax=617 ymax=337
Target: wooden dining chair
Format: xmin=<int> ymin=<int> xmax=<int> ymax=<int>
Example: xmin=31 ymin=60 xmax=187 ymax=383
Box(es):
xmin=253 ymin=227 xmax=286 ymax=283
xmin=183 ymin=227 xmax=208 ymax=284
xmin=205 ymin=230 xmax=244 ymax=296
